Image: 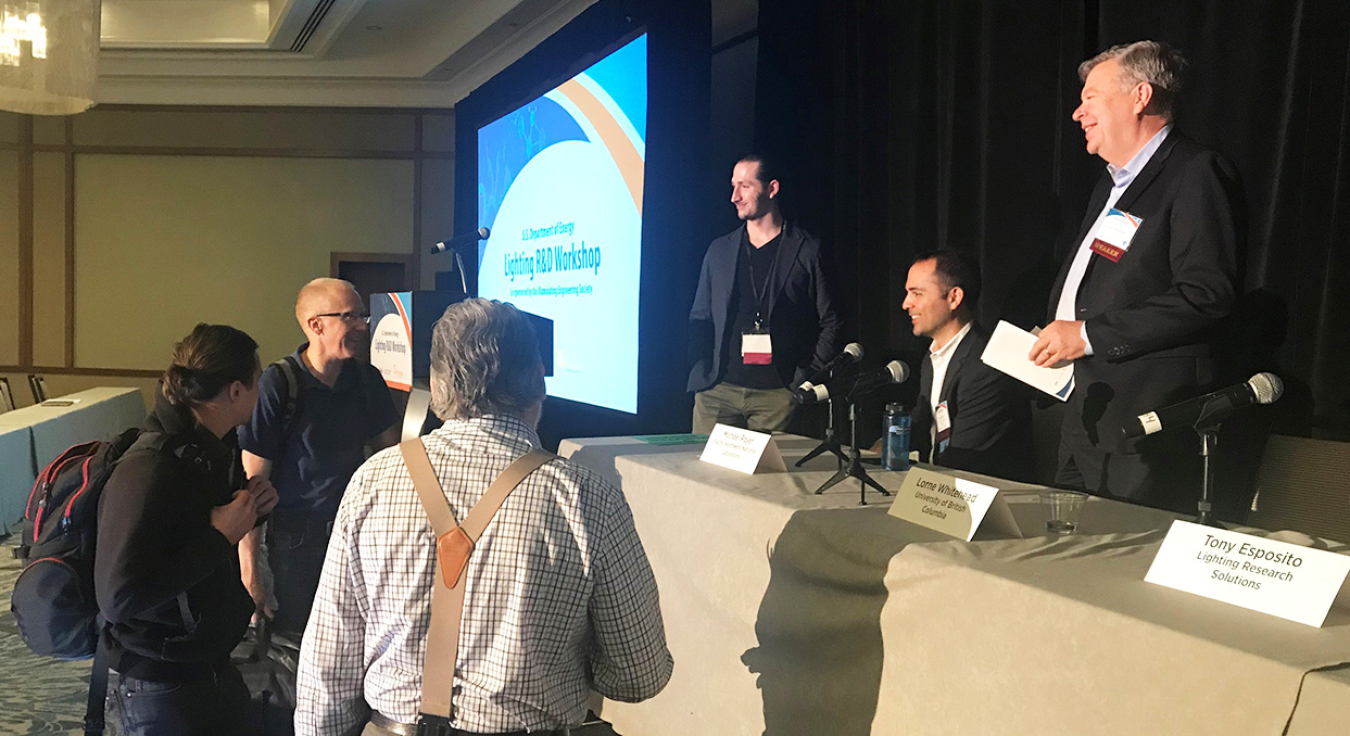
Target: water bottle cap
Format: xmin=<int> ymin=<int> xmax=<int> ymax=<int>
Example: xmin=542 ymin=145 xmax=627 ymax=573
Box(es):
xmin=885 ymin=402 xmax=907 ymax=413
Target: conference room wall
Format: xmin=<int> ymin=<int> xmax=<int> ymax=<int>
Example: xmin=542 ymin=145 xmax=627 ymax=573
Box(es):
xmin=74 ymin=154 xmax=414 ymax=370
xmin=0 ymin=148 xmax=16 ymax=368
xmin=0 ymin=107 xmax=455 ymax=410
xmin=32 ymin=152 xmax=65 ymax=368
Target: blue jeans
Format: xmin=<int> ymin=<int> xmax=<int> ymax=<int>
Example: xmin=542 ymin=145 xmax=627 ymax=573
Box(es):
xmin=115 ymin=661 xmax=253 ymax=736
xmin=268 ymin=508 xmax=334 ymax=637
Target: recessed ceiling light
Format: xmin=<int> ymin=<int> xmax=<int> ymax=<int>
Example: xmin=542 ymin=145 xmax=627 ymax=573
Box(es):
xmin=366 ymin=25 xmax=383 ymax=31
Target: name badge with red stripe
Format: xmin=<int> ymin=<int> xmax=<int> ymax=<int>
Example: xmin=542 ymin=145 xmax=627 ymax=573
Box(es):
xmin=1090 ymin=208 xmax=1143 ymax=263
xmin=742 ymin=332 xmax=773 ymax=365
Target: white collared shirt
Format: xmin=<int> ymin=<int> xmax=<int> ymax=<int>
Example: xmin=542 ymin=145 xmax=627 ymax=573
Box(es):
xmin=1055 ymin=125 xmax=1172 ymax=354
xmin=928 ymin=321 xmax=973 ymax=449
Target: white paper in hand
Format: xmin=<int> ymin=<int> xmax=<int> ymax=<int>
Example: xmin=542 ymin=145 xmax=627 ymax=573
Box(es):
xmin=980 ymin=320 xmax=1075 ymax=401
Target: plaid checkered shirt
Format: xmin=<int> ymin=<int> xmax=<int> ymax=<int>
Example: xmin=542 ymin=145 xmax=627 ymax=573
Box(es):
xmin=295 ymin=415 xmax=672 ymax=734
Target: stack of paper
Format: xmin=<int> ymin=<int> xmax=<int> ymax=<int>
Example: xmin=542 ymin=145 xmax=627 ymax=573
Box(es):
xmin=980 ymin=320 xmax=1075 ymax=401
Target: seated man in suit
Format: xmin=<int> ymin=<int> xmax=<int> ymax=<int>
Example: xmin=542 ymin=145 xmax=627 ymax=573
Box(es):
xmin=902 ymin=250 xmax=1034 ymax=481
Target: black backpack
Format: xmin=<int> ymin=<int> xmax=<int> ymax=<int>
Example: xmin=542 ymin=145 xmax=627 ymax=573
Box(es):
xmin=271 ymin=355 xmax=302 ymax=437
xmin=10 ymin=427 xmax=193 ymax=736
xmin=10 ymin=428 xmax=144 ymax=660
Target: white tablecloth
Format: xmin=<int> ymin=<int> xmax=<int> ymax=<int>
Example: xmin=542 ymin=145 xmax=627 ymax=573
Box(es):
xmin=558 ymin=434 xmax=1350 ymax=736
xmin=0 ymin=426 xmax=36 ymax=536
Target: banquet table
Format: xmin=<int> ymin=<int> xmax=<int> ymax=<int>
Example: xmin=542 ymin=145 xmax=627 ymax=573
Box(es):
xmin=0 ymin=425 xmax=36 ymax=536
xmin=557 ymin=434 xmax=1350 ymax=736
xmin=0 ymin=388 xmax=146 ymax=535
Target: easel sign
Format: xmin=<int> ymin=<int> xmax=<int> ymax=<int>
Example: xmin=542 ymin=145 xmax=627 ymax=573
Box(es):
xmin=699 ymin=424 xmax=788 ymax=475
xmin=887 ymin=465 xmax=1022 ymax=541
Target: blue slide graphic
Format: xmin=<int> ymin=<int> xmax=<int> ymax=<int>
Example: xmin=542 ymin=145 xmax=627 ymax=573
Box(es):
xmin=477 ymin=34 xmax=647 ymax=414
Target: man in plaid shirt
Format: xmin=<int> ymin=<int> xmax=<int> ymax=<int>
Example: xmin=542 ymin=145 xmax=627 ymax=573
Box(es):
xmin=296 ymin=299 xmax=672 ymax=736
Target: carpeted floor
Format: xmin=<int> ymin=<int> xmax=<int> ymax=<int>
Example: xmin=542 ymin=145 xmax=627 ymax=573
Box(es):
xmin=1 ymin=537 xmax=619 ymax=736
xmin=0 ymin=537 xmax=110 ymax=736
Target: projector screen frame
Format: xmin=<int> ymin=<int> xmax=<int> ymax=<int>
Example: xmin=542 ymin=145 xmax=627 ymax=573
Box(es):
xmin=452 ymin=0 xmax=711 ymax=446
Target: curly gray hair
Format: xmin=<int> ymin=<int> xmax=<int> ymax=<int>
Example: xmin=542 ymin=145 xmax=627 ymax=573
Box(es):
xmin=1079 ymin=40 xmax=1188 ymax=120
xmin=428 ymin=298 xmax=545 ymax=421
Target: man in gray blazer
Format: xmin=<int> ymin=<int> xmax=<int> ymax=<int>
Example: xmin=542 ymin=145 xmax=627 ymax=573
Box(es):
xmin=687 ymin=154 xmax=843 ymax=433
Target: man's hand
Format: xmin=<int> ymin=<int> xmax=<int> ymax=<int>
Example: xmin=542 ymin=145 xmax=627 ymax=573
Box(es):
xmin=1029 ymin=320 xmax=1087 ymax=368
xmin=211 ymin=491 xmax=258 ymax=545
xmin=246 ymin=475 xmax=279 ymax=517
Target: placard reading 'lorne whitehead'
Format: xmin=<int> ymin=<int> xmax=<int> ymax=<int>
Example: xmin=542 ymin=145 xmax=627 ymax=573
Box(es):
xmin=1145 ymin=521 xmax=1350 ymax=627
xmin=887 ymin=466 xmax=1021 ymax=541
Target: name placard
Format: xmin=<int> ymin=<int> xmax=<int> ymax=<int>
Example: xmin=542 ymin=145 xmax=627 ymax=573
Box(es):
xmin=887 ymin=466 xmax=1021 ymax=541
xmin=699 ymin=424 xmax=787 ymax=475
xmin=1145 ymin=521 xmax=1350 ymax=627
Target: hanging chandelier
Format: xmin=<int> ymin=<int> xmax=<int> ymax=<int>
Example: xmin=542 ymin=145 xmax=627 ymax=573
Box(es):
xmin=0 ymin=0 xmax=99 ymax=115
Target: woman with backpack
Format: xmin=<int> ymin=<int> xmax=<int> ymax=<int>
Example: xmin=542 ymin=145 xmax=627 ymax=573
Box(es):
xmin=95 ymin=323 xmax=279 ymax=736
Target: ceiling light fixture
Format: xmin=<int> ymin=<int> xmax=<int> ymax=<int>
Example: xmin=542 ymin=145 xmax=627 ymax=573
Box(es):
xmin=0 ymin=0 xmax=99 ymax=115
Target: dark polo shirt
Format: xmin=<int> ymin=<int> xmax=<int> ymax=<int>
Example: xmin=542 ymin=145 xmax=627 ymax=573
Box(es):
xmin=238 ymin=343 xmax=398 ymax=517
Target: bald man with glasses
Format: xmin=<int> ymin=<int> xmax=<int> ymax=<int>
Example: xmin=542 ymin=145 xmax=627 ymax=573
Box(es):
xmin=239 ymin=278 xmax=400 ymax=637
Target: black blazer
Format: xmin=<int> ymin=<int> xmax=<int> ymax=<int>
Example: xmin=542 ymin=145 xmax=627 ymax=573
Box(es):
xmin=687 ymin=223 xmax=843 ymax=392
xmin=1048 ymin=133 xmax=1243 ymax=455
xmin=912 ymin=324 xmax=1034 ymax=482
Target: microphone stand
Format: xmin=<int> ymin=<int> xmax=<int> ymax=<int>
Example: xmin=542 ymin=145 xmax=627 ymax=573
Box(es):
xmin=812 ymin=400 xmax=891 ymax=505
xmin=1192 ymin=395 xmax=1238 ymax=527
xmin=795 ymin=366 xmax=848 ymax=470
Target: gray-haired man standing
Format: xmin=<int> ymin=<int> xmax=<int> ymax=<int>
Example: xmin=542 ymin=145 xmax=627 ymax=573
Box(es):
xmin=1029 ymin=41 xmax=1243 ymax=512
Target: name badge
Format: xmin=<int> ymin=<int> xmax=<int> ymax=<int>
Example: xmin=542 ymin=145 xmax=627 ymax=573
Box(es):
xmin=934 ymin=402 xmax=951 ymax=453
xmin=700 ymin=424 xmax=787 ymax=474
xmin=1145 ymin=521 xmax=1350 ymax=627
xmin=1090 ymin=208 xmax=1142 ymax=263
xmin=742 ymin=332 xmax=773 ymax=365
xmin=887 ymin=466 xmax=1022 ymax=541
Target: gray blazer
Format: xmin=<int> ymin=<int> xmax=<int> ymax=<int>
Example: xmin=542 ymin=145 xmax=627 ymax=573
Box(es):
xmin=687 ymin=222 xmax=843 ymax=392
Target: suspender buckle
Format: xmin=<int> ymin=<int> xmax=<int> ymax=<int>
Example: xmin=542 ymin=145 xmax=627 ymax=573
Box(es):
xmin=414 ymin=713 xmax=455 ymax=736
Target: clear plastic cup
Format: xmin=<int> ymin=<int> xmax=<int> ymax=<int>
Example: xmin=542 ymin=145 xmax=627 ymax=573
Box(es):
xmin=1041 ymin=490 xmax=1088 ymax=535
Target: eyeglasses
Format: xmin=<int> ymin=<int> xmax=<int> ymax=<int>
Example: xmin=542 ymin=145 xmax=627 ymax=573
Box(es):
xmin=314 ymin=311 xmax=370 ymax=325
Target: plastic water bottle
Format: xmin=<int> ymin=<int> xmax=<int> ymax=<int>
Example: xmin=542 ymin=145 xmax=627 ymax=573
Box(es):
xmin=882 ymin=403 xmax=911 ymax=471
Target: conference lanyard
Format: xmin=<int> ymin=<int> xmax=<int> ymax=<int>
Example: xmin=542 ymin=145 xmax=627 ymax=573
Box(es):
xmin=743 ymin=236 xmax=779 ymax=331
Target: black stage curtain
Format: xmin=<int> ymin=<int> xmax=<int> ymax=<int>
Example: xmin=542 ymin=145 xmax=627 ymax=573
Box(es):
xmin=754 ymin=0 xmax=1350 ymax=444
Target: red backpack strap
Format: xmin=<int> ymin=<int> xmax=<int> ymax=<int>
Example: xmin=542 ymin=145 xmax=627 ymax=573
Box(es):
xmin=24 ymin=442 xmax=101 ymax=533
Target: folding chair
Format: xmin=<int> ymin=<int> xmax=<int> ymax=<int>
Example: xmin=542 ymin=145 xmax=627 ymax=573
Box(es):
xmin=28 ymin=374 xmax=49 ymax=403
xmin=1248 ymin=434 xmax=1350 ymax=544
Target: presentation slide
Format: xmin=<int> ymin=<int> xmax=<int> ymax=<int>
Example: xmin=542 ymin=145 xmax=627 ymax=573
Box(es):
xmin=476 ymin=34 xmax=646 ymax=414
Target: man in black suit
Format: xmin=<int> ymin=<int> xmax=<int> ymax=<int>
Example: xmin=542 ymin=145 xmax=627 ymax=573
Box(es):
xmin=905 ymin=250 xmax=1034 ymax=481
xmin=1030 ymin=41 xmax=1243 ymax=512
xmin=687 ymin=154 xmax=843 ymax=433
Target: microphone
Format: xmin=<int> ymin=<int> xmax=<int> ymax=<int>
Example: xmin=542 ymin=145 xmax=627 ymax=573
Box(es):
xmin=797 ymin=343 xmax=865 ymax=389
xmin=793 ymin=360 xmax=909 ymax=404
xmin=1122 ymin=372 xmax=1284 ymax=439
xmin=430 ymin=227 xmax=490 ymax=255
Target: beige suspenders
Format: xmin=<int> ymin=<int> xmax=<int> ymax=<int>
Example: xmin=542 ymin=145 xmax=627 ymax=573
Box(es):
xmin=398 ymin=438 xmax=557 ymax=723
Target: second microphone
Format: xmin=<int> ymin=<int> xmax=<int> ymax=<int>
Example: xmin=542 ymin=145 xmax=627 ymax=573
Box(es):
xmin=792 ymin=360 xmax=910 ymax=404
